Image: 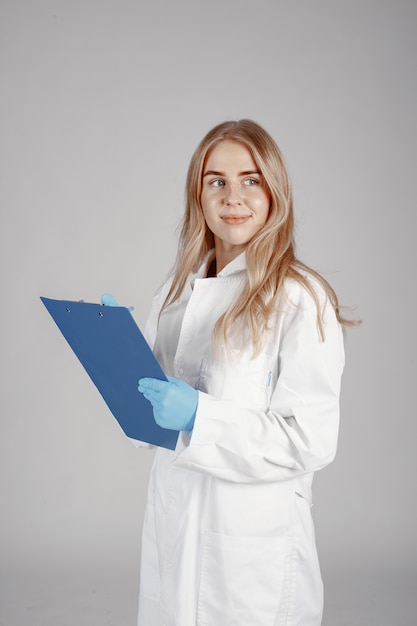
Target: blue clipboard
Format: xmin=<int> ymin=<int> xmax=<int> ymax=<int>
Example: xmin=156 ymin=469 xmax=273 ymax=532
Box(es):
xmin=41 ymin=297 xmax=179 ymax=450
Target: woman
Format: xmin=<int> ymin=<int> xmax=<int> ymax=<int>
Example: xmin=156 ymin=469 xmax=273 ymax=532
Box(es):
xmin=104 ymin=119 xmax=355 ymax=625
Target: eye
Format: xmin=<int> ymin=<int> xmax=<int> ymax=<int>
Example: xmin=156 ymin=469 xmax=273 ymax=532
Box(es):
xmin=210 ymin=179 xmax=225 ymax=188
xmin=243 ymin=178 xmax=260 ymax=186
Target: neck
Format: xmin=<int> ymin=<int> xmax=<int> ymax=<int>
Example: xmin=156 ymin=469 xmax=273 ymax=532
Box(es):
xmin=214 ymin=240 xmax=247 ymax=274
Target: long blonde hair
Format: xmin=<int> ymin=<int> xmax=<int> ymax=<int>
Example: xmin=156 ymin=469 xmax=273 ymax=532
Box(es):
xmin=163 ymin=119 xmax=358 ymax=352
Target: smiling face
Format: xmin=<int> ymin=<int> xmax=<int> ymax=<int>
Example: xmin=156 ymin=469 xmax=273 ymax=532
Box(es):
xmin=200 ymin=140 xmax=271 ymax=268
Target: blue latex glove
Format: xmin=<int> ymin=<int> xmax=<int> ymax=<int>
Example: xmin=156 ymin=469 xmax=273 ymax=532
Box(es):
xmin=101 ymin=293 xmax=134 ymax=312
xmin=138 ymin=376 xmax=198 ymax=432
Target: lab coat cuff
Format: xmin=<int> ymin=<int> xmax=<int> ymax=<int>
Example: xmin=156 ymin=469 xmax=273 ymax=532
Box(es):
xmin=189 ymin=391 xmax=238 ymax=444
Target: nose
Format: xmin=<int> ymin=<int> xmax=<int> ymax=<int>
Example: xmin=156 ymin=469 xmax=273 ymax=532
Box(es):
xmin=224 ymin=184 xmax=241 ymax=206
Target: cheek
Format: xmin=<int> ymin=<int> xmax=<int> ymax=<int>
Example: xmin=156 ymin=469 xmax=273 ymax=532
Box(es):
xmin=255 ymin=195 xmax=271 ymax=225
xmin=201 ymin=195 xmax=216 ymax=220
xmin=201 ymin=203 xmax=215 ymax=231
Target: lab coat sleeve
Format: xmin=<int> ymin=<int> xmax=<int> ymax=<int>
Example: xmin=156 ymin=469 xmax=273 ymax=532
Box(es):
xmin=174 ymin=290 xmax=345 ymax=483
xmin=143 ymin=281 xmax=172 ymax=349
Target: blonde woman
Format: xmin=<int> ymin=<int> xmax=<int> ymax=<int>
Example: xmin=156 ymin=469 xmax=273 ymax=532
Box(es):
xmin=104 ymin=119 xmax=356 ymax=625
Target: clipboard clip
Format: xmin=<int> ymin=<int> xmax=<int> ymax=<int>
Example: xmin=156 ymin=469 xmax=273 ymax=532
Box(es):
xmin=64 ymin=300 xmax=105 ymax=315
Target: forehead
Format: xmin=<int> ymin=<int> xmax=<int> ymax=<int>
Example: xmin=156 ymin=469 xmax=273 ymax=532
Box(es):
xmin=204 ymin=140 xmax=257 ymax=171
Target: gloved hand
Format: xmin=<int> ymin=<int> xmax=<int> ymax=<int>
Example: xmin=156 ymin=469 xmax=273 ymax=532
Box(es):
xmin=138 ymin=376 xmax=198 ymax=432
xmin=101 ymin=293 xmax=134 ymax=312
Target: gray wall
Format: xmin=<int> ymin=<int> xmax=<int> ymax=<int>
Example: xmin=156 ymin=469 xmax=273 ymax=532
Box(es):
xmin=1 ymin=0 xmax=416 ymax=623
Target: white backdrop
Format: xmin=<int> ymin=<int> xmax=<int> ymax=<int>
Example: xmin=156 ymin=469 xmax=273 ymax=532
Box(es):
xmin=1 ymin=1 xmax=416 ymax=624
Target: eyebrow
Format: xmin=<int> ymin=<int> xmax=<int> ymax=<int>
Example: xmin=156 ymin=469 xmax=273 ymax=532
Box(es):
xmin=203 ymin=169 xmax=262 ymax=177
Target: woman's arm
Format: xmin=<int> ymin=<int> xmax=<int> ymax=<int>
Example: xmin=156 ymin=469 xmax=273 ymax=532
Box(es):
xmin=174 ymin=293 xmax=345 ymax=483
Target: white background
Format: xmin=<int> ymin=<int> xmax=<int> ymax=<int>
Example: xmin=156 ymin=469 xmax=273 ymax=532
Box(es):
xmin=1 ymin=1 xmax=416 ymax=624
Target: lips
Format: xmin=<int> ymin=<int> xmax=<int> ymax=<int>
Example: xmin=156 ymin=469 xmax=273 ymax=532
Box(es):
xmin=220 ymin=215 xmax=251 ymax=225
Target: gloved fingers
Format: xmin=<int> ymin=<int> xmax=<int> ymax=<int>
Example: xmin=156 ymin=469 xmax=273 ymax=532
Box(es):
xmin=101 ymin=293 xmax=134 ymax=312
xmin=138 ymin=377 xmax=169 ymax=391
xmin=138 ymin=377 xmax=170 ymax=400
xmin=101 ymin=293 xmax=120 ymax=307
xmin=140 ymin=390 xmax=158 ymax=405
xmin=138 ymin=376 xmax=198 ymax=432
xmin=138 ymin=386 xmax=162 ymax=404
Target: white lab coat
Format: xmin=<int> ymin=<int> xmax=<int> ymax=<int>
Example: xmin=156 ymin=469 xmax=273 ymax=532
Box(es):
xmin=137 ymin=252 xmax=345 ymax=626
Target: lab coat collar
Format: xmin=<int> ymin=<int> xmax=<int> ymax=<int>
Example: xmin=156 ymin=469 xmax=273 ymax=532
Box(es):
xmin=194 ymin=250 xmax=247 ymax=280
xmin=217 ymin=251 xmax=247 ymax=277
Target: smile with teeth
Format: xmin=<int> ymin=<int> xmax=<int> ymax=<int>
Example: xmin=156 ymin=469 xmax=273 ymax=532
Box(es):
xmin=220 ymin=215 xmax=251 ymax=225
